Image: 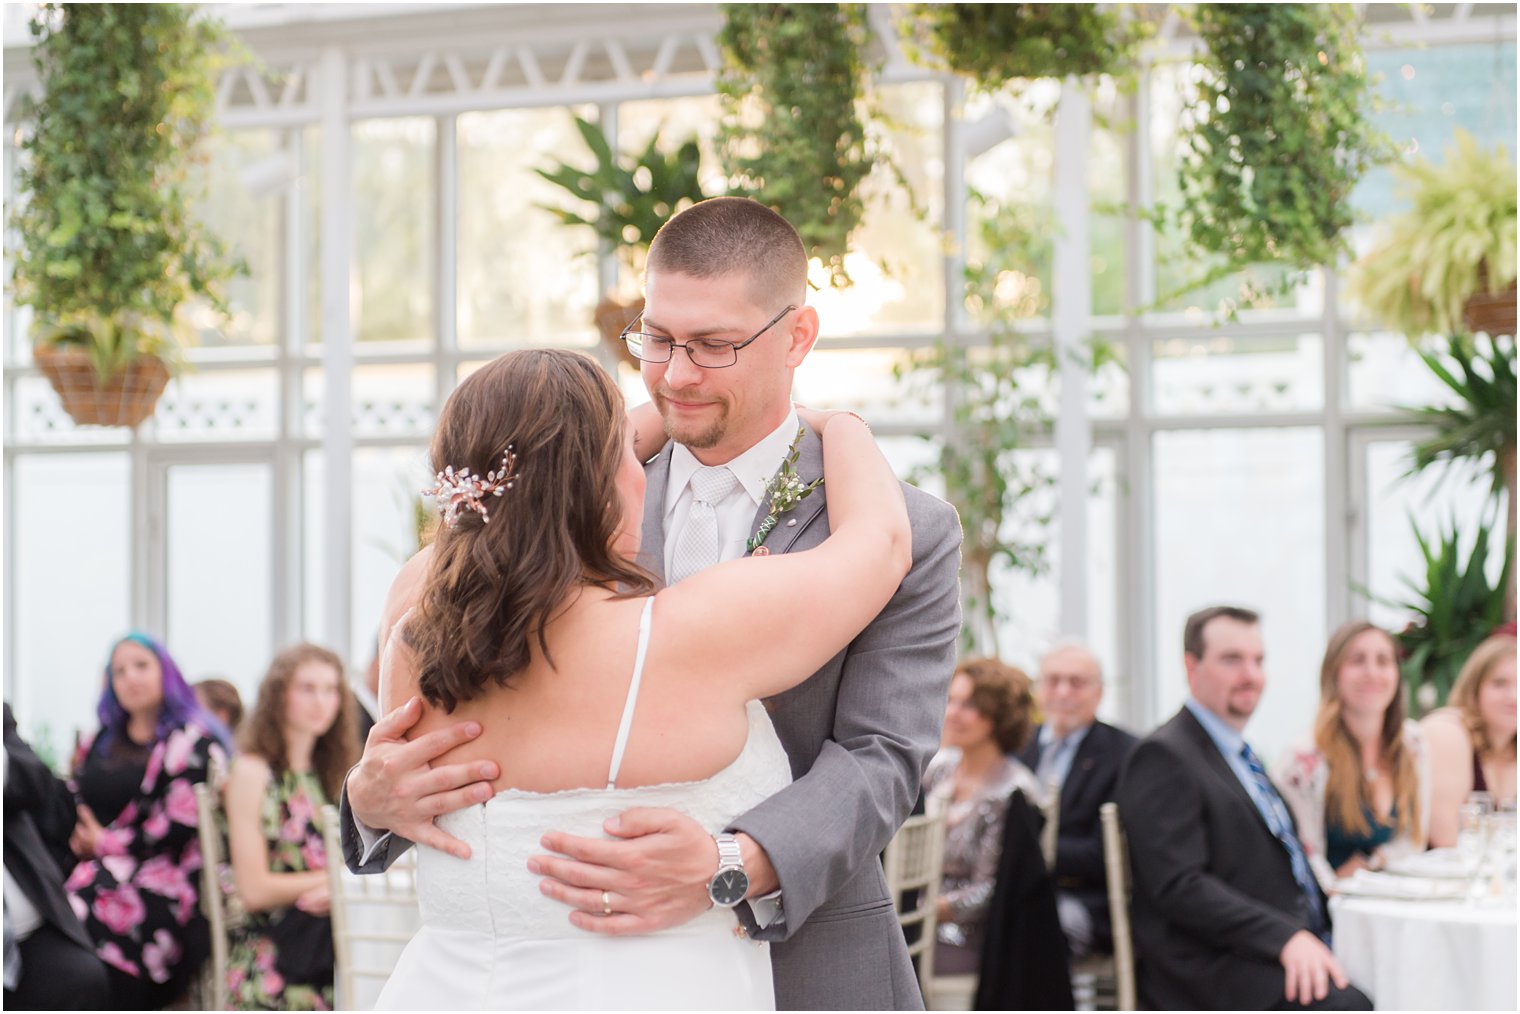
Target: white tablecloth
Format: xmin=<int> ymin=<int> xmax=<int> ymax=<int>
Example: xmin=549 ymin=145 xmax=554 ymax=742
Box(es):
xmin=1331 ymin=894 xmax=1517 ymax=1011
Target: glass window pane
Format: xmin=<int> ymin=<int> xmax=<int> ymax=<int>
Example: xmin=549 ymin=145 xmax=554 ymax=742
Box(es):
xmin=990 ymin=447 xmax=1121 ymax=702
xmin=794 ymin=348 xmax=938 ymax=428
xmin=1359 ymin=439 xmax=1506 ymax=632
xmin=166 ymin=462 xmax=272 ymax=694
xmin=195 ymin=129 xmax=282 ymax=347
xmin=350 ymin=446 xmax=433 ymax=665
xmin=1346 ymin=331 xmax=1464 ymax=412
xmin=151 ymin=369 xmax=280 ymax=441
xmin=354 ymin=118 xmax=435 ymax=345
xmin=1151 ymin=333 xmax=1323 ymax=415
xmin=457 ymin=106 xmax=599 ymax=351
xmin=1153 ymin=428 xmax=1326 ymax=759
xmin=304 ymin=449 xmax=325 ymax=641
xmin=12 ymin=454 xmax=130 ymax=758
xmin=813 ymin=81 xmax=945 ymax=339
xmin=304 ymin=365 xmax=435 ymax=440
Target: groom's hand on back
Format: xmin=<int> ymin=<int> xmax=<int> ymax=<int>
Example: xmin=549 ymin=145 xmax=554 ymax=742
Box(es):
xmin=348 ymin=696 xmax=499 ymax=861
xmin=531 ymin=807 xmax=776 ymax=936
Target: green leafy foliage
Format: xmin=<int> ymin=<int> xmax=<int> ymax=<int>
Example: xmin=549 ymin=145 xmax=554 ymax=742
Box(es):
xmin=8 ymin=4 xmax=241 ymax=380
xmin=534 ymin=115 xmax=707 ymax=273
xmin=1382 ymin=515 xmax=1513 ymax=712
xmin=1347 ymin=131 xmax=1518 ymax=338
xmin=1169 ymin=4 xmax=1390 ymax=301
xmin=717 ymin=3 xmax=875 ymax=287
xmin=1404 ymin=334 xmax=1518 ymax=499
xmin=896 ymin=190 xmax=1116 ymax=652
xmin=903 ymin=3 xmax=1146 ymax=91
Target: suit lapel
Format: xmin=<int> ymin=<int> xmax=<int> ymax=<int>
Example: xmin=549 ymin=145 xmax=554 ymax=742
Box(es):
xmin=1176 ymin=708 xmax=1278 ymax=840
xmin=640 ymin=445 xmax=673 ymax=581
xmin=745 ymin=423 xmax=826 ymax=555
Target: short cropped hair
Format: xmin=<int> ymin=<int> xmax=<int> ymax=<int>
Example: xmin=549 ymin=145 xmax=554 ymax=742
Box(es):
xmin=646 ymin=197 xmax=808 ymax=306
xmin=1183 ymin=605 xmax=1261 ymax=660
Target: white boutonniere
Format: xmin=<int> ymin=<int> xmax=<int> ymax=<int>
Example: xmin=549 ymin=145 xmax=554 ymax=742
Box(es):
xmin=747 ymin=426 xmax=823 ymax=556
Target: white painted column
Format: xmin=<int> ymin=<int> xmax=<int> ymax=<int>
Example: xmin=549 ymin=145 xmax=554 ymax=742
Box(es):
xmin=1052 ymin=79 xmax=1092 ymax=638
xmin=320 ymin=46 xmax=353 ymax=662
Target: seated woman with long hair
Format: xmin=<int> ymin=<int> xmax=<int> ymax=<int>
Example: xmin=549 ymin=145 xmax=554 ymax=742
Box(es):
xmin=921 ymin=657 xmax=1042 ymax=974
xmin=369 ymin=348 xmax=911 ymax=1010
xmin=1273 ymin=621 xmax=1428 ymax=889
xmin=65 ymin=633 xmax=231 ymax=1009
xmin=1422 ymin=632 xmax=1517 ymax=846
xmin=224 ymin=643 xmax=360 ymax=1010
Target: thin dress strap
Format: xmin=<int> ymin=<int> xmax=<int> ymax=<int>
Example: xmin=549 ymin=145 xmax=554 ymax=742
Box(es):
xmin=606 ymin=598 xmax=655 ymax=790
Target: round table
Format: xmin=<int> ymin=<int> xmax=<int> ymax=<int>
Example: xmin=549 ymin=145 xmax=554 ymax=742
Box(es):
xmin=1331 ymin=894 xmax=1517 ymax=1011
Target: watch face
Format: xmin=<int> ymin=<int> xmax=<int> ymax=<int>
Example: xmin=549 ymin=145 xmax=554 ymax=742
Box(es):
xmin=709 ymin=867 xmax=749 ymax=907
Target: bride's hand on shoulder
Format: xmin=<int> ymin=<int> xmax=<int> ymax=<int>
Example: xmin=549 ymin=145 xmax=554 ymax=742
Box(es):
xmin=795 ymin=405 xmax=867 ymax=438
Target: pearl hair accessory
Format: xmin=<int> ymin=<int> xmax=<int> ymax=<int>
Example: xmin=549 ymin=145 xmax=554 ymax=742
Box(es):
xmin=422 ymin=445 xmax=520 ymax=529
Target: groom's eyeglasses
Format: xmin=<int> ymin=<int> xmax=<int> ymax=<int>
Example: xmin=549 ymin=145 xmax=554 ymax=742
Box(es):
xmin=620 ymin=305 xmax=798 ymax=369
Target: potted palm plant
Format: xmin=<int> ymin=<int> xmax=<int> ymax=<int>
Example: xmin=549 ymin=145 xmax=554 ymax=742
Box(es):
xmin=8 ymin=4 xmax=239 ymax=428
xmin=535 ymin=115 xmax=707 ymax=368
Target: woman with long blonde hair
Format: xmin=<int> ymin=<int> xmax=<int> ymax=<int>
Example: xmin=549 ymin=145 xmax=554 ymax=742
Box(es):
xmin=1422 ymin=633 xmax=1517 ymax=846
xmin=1273 ymin=621 xmax=1428 ymax=889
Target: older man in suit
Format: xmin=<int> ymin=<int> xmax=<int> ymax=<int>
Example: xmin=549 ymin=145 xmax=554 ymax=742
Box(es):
xmin=1117 ymin=607 xmax=1372 ymax=1011
xmin=4 ymin=703 xmax=109 ymax=1009
xmin=338 ymin=197 xmax=964 ymax=1010
xmin=1016 ymin=642 xmax=1136 ymax=958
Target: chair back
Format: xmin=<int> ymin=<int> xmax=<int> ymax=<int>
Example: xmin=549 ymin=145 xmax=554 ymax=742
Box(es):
xmin=193 ymin=782 xmax=230 ymax=1011
xmin=883 ymin=807 xmax=948 ymax=991
xmin=1039 ymin=788 xmax=1060 ymax=871
xmin=321 ymin=803 xmax=422 ymax=1011
xmin=1100 ymin=801 xmax=1137 ymax=1011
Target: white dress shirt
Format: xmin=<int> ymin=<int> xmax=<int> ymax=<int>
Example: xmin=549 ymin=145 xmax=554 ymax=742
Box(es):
xmin=663 ymin=408 xmax=801 ymax=576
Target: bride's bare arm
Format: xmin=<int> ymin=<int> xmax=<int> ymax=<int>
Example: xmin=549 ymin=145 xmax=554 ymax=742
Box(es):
xmin=629 ymin=400 xmax=667 ymax=462
xmin=657 ymin=412 xmax=911 ymax=701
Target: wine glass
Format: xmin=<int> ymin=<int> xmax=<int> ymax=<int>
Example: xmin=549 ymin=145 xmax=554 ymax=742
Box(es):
xmin=1457 ymin=795 xmax=1494 ymax=901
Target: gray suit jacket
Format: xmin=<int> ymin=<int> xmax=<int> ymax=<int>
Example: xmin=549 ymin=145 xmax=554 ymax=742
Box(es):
xmin=341 ymin=425 xmax=963 ymax=1010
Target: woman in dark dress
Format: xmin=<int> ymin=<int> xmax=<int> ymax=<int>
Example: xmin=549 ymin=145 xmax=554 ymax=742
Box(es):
xmin=223 ymin=643 xmax=359 ymax=1010
xmin=66 ymin=633 xmax=232 ymax=1008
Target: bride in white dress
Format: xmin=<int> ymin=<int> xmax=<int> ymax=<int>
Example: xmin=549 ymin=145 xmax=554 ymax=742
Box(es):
xmin=369 ymin=349 xmax=909 ymax=1010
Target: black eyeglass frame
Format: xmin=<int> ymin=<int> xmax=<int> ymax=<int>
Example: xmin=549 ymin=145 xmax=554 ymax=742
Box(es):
xmin=619 ymin=304 xmax=799 ymax=369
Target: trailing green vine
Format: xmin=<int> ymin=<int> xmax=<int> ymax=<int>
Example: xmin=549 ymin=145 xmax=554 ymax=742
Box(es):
xmin=716 ymin=3 xmax=875 ymax=287
xmin=903 ymin=3 xmax=1146 ymax=92
xmin=9 ymin=4 xmax=241 ymax=380
xmin=1169 ymin=3 xmax=1390 ymax=303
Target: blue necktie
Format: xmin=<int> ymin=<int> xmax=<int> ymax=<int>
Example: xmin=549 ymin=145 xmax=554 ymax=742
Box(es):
xmin=1241 ymin=743 xmax=1326 ymax=935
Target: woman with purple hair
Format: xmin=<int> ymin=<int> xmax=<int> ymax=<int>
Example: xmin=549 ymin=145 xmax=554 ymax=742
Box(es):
xmin=64 ymin=633 xmax=230 ymax=1008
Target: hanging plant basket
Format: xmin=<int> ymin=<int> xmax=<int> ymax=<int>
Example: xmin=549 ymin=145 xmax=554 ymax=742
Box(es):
xmin=35 ymin=345 xmax=170 ymax=428
xmin=1463 ymin=276 xmax=1517 ymax=338
xmin=595 ymin=294 xmax=644 ymax=371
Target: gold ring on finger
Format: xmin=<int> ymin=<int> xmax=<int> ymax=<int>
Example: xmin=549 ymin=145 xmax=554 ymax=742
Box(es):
xmin=601 ymin=890 xmax=612 ymax=916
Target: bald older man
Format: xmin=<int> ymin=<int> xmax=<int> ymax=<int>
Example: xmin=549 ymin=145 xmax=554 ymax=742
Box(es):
xmin=1015 ymin=643 xmax=1137 ymax=958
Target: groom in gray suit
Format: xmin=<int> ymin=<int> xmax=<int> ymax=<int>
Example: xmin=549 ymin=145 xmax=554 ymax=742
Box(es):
xmin=340 ymin=197 xmax=963 ymax=1010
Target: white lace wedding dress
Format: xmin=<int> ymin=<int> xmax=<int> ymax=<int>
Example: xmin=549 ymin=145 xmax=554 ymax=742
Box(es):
xmin=375 ymin=599 xmax=792 ymax=1010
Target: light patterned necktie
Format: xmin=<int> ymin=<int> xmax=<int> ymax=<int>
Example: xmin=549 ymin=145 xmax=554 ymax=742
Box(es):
xmin=1241 ymin=743 xmax=1327 ymax=935
xmin=668 ymin=465 xmax=741 ymax=584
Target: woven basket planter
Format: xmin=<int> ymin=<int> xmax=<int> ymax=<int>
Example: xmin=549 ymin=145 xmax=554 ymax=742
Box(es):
xmin=1463 ymin=277 xmax=1517 ymax=338
xmin=34 ymin=345 xmax=170 ymax=428
xmin=595 ymin=294 xmax=644 ymax=371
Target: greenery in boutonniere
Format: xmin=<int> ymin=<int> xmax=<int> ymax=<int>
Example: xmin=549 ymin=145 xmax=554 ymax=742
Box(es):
xmin=1163 ymin=3 xmax=1390 ymax=307
xmin=747 ymin=427 xmax=823 ymax=555
xmin=716 ymin=3 xmax=876 ymax=287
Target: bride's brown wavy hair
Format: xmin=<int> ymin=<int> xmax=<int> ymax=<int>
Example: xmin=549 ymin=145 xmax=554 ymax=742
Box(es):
xmin=407 ymin=350 xmax=657 ymax=711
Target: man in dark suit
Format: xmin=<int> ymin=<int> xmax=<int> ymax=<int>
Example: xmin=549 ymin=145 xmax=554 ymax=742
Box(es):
xmin=3 ymin=703 xmax=109 ymax=1009
xmin=1117 ymin=607 xmax=1372 ymax=1011
xmin=1016 ymin=641 xmax=1136 ymax=958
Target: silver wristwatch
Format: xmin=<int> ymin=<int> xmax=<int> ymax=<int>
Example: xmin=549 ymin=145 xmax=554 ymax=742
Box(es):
xmin=706 ymin=833 xmax=750 ymax=908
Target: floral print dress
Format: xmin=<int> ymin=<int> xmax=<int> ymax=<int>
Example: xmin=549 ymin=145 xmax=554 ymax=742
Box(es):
xmin=224 ymin=768 xmax=335 ymax=1011
xmin=66 ymin=722 xmax=226 ymax=998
